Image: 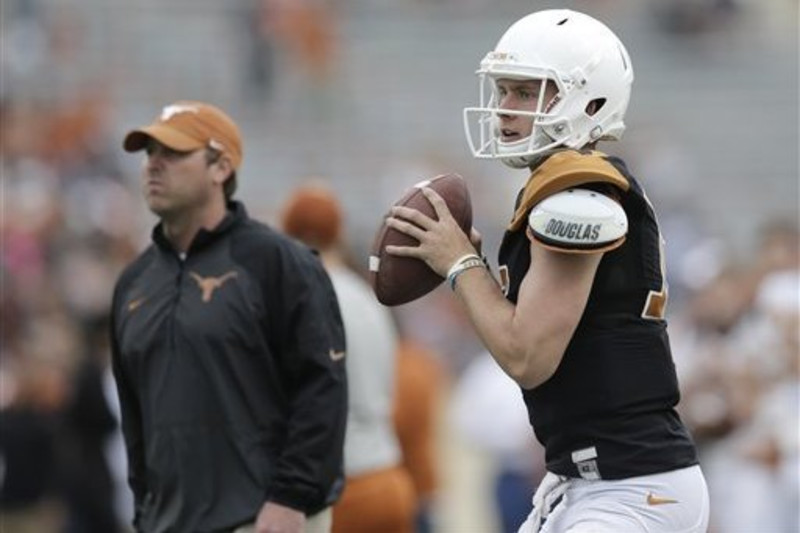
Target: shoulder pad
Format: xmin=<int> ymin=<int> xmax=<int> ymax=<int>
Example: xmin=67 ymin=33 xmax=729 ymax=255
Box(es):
xmin=509 ymin=150 xmax=630 ymax=231
xmin=527 ymin=189 xmax=627 ymax=253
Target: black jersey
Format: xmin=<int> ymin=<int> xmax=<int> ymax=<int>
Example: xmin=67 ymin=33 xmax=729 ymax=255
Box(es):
xmin=498 ymin=150 xmax=698 ymax=480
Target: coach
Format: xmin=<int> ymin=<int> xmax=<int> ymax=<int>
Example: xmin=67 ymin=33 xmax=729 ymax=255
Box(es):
xmin=110 ymin=101 xmax=347 ymax=533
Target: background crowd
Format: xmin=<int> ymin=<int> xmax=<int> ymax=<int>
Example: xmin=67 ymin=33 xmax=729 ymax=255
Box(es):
xmin=1 ymin=0 xmax=797 ymax=532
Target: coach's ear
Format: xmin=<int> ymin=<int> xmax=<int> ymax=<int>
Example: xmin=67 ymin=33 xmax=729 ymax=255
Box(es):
xmin=211 ymin=156 xmax=234 ymax=186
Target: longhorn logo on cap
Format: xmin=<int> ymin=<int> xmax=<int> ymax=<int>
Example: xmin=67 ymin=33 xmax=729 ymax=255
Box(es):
xmin=161 ymin=104 xmax=199 ymax=121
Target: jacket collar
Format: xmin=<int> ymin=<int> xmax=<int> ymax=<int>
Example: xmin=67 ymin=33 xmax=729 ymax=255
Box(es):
xmin=152 ymin=201 xmax=247 ymax=255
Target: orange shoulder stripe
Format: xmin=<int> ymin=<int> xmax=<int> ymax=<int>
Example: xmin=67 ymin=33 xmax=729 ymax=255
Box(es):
xmin=508 ymin=150 xmax=630 ymax=231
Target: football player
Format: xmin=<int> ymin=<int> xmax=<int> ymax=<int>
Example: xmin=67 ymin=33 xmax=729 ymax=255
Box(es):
xmin=385 ymin=9 xmax=709 ymax=533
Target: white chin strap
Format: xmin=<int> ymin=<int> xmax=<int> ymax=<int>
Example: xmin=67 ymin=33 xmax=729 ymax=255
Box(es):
xmin=496 ymin=127 xmax=557 ymax=169
xmin=496 ymin=137 xmax=535 ymax=168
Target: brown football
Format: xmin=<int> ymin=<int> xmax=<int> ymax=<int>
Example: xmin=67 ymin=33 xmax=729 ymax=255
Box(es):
xmin=370 ymin=173 xmax=472 ymax=306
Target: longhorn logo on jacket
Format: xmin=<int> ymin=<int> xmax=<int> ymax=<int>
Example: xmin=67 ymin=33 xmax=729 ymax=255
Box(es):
xmin=190 ymin=270 xmax=238 ymax=302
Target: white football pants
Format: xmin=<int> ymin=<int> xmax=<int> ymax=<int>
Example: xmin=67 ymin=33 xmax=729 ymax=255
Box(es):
xmin=518 ymin=465 xmax=709 ymax=533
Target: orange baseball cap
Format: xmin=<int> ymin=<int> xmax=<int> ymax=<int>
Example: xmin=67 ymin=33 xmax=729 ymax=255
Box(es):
xmin=123 ymin=101 xmax=243 ymax=169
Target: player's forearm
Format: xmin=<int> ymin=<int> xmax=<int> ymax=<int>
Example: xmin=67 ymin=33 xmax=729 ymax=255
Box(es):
xmin=452 ymin=267 xmax=562 ymax=388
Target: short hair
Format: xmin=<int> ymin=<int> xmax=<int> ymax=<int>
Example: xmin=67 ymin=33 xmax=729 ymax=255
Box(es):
xmin=205 ymin=147 xmax=238 ymax=199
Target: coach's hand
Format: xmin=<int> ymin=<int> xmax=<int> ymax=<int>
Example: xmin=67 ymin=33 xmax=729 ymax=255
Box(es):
xmin=255 ymin=501 xmax=305 ymax=533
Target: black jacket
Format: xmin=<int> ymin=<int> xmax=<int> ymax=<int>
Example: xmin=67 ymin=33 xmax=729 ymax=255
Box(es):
xmin=110 ymin=202 xmax=347 ymax=532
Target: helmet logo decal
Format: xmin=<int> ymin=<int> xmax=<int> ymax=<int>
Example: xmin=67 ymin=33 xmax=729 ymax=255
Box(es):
xmin=544 ymin=94 xmax=562 ymax=113
xmin=486 ymin=51 xmax=517 ymax=63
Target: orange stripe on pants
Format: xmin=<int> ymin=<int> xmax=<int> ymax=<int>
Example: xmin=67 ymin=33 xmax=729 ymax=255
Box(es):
xmin=332 ymin=466 xmax=416 ymax=533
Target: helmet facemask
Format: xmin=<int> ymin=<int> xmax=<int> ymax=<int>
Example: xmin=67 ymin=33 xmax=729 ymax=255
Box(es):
xmin=464 ymin=67 xmax=572 ymax=168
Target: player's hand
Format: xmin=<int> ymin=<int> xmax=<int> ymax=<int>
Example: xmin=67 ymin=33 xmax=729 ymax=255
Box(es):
xmin=254 ymin=501 xmax=305 ymax=533
xmin=470 ymin=226 xmax=483 ymax=255
xmin=385 ymin=187 xmax=476 ymax=277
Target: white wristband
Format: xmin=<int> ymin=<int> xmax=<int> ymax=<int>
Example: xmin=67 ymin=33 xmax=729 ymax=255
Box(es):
xmin=446 ymin=254 xmax=485 ymax=290
xmin=446 ymin=254 xmax=482 ymax=280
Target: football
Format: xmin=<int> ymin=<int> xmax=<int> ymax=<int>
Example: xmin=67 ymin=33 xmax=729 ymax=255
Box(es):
xmin=369 ymin=173 xmax=472 ymax=306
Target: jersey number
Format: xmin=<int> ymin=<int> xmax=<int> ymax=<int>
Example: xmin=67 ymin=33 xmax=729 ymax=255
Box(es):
xmin=641 ymin=195 xmax=668 ymax=320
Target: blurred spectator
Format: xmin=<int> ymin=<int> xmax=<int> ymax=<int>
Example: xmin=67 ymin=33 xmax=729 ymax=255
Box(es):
xmin=58 ymin=316 xmax=124 ymax=533
xmin=0 ymin=394 xmax=63 ymax=533
xmin=1 ymin=64 xmax=152 ymax=533
xmin=239 ymin=0 xmax=278 ymax=102
xmin=0 ymin=324 xmax=74 ymax=533
xmin=281 ymin=184 xmax=416 ymax=533
xmin=671 ymin=218 xmax=799 ymax=532
xmin=255 ymin=0 xmax=342 ymax=127
xmin=699 ymin=268 xmax=799 ymax=533
xmin=651 ymin=0 xmax=740 ymax=35
xmin=753 ymin=219 xmax=799 ymax=276
xmin=392 ymin=337 xmax=447 ymax=533
xmin=264 ymin=0 xmax=339 ymax=85
xmin=450 ymin=352 xmax=545 ymax=533
xmin=394 ymin=291 xmax=485 ymax=378
xmin=102 ymin=360 xmax=135 ymax=531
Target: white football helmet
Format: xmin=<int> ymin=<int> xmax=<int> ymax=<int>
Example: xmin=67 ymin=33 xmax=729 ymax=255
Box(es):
xmin=463 ymin=9 xmax=634 ymax=168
